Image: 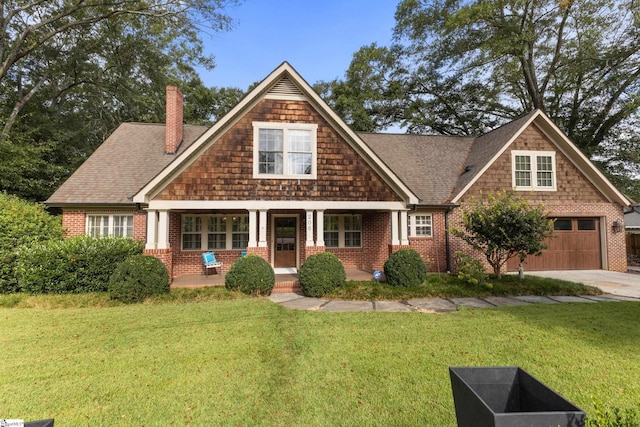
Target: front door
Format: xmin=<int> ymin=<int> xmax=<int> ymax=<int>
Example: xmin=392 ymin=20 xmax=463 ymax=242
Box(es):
xmin=274 ymin=217 xmax=297 ymax=268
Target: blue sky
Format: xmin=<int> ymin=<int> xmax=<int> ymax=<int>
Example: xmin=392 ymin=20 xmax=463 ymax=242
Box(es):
xmin=198 ymin=1 xmax=399 ymax=90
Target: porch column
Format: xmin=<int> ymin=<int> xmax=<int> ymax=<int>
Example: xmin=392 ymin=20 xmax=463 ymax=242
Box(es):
xmin=157 ymin=209 xmax=170 ymax=249
xmin=258 ymin=210 xmax=268 ymax=247
xmin=145 ymin=209 xmax=158 ymax=250
xmin=305 ymin=210 xmax=314 ymax=246
xmin=400 ymin=210 xmax=409 ymax=245
xmin=315 ymin=210 xmax=325 ymax=247
xmin=248 ymin=209 xmax=258 ymax=248
xmin=390 ymin=211 xmax=400 ymax=245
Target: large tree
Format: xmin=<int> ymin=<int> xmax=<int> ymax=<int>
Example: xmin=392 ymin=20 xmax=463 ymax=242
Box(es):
xmin=0 ymin=0 xmax=239 ymax=201
xmin=320 ymin=0 xmax=640 ymax=199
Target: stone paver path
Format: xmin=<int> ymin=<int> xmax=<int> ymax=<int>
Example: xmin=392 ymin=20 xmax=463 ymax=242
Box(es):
xmin=268 ymin=293 xmax=637 ymax=312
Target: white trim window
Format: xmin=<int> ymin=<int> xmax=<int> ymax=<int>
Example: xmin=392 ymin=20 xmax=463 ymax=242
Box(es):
xmin=182 ymin=215 xmax=249 ymax=251
xmin=253 ymin=122 xmax=318 ymax=179
xmin=408 ymin=214 xmax=432 ymax=237
xmin=324 ymin=214 xmax=362 ymax=248
xmin=86 ymin=214 xmax=134 ymax=238
xmin=512 ymin=150 xmax=556 ymax=191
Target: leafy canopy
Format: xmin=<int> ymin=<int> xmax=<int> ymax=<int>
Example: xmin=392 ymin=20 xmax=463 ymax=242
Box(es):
xmin=451 ymin=191 xmax=554 ymax=279
xmin=319 ymin=0 xmax=640 ymax=200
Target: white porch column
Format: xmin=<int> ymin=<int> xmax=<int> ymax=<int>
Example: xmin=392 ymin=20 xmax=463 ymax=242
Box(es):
xmin=248 ymin=209 xmax=258 ymax=248
xmin=157 ymin=209 xmax=170 ymax=249
xmin=145 ymin=209 xmax=158 ymax=250
xmin=305 ymin=210 xmax=314 ymax=246
xmin=390 ymin=211 xmax=400 ymax=245
xmin=316 ymin=210 xmax=325 ymax=246
xmin=400 ymin=210 xmax=409 ymax=245
xmin=258 ymin=210 xmax=268 ymax=247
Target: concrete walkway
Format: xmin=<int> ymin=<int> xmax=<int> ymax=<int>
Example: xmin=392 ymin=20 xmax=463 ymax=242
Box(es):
xmin=528 ymin=270 xmax=640 ymax=298
xmin=268 ymin=292 xmax=638 ymax=313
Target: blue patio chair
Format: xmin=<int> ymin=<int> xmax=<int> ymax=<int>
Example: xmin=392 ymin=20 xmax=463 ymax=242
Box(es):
xmin=240 ymin=250 xmax=247 ymax=257
xmin=202 ymin=252 xmax=223 ymax=276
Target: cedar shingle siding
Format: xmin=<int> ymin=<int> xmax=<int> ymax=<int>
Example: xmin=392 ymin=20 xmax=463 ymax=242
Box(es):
xmin=155 ymin=99 xmax=401 ymax=202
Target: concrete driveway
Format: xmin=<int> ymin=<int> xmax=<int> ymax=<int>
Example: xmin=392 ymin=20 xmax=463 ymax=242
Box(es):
xmin=529 ymin=270 xmax=640 ymax=298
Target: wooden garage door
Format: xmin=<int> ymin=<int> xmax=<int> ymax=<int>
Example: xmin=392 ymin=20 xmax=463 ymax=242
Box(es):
xmin=507 ymin=218 xmax=601 ymax=271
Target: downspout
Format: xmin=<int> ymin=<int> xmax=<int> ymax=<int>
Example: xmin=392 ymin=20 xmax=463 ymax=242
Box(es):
xmin=445 ymin=208 xmax=451 ymax=273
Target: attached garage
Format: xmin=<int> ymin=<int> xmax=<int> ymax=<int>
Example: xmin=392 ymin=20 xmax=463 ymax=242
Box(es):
xmin=508 ymin=217 xmax=602 ymax=271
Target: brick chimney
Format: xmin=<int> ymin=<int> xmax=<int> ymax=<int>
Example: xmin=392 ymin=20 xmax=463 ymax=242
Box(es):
xmin=165 ymin=86 xmax=183 ymax=154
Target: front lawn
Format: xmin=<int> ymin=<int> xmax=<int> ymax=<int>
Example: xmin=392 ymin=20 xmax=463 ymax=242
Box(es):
xmin=326 ymin=273 xmax=601 ymax=300
xmin=1 ymin=297 xmax=638 ymax=426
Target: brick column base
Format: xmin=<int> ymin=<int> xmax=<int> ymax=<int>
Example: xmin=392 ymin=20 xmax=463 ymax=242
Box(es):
xmin=246 ymin=246 xmax=269 ymax=262
xmin=303 ymin=245 xmax=326 ymax=261
xmin=388 ymin=244 xmax=411 ymax=256
xmin=145 ymin=248 xmax=173 ymax=282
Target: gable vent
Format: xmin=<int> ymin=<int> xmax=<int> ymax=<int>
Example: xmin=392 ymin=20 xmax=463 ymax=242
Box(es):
xmin=268 ymin=76 xmax=304 ymax=97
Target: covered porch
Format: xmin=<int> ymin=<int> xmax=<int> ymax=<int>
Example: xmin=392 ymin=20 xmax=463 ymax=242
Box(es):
xmin=170 ymin=269 xmax=376 ymax=293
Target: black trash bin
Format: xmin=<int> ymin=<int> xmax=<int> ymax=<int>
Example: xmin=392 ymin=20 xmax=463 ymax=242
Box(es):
xmin=449 ymin=366 xmax=585 ymax=427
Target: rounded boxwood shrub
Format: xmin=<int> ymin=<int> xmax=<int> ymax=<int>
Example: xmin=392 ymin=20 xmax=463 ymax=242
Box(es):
xmin=225 ymin=254 xmax=275 ymax=296
xmin=108 ymin=254 xmax=169 ymax=303
xmin=383 ymin=248 xmax=427 ymax=287
xmin=299 ymin=252 xmax=346 ymax=297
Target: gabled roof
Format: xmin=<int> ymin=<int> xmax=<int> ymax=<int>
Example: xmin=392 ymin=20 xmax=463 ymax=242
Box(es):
xmin=450 ymin=109 xmax=630 ymax=206
xmin=133 ymin=62 xmax=420 ymax=205
xmin=46 ymin=123 xmax=207 ymax=205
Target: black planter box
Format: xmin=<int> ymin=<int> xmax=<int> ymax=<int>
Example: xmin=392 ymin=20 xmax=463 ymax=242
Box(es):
xmin=25 ymin=420 xmax=54 ymax=427
xmin=449 ymin=366 xmax=585 ymax=427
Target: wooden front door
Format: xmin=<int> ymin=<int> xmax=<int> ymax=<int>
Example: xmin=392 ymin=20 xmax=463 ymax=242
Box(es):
xmin=274 ymin=217 xmax=297 ymax=268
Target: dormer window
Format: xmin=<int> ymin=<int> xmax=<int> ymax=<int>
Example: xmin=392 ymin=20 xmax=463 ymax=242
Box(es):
xmin=253 ymin=122 xmax=317 ymax=179
xmin=512 ymin=150 xmax=556 ymax=191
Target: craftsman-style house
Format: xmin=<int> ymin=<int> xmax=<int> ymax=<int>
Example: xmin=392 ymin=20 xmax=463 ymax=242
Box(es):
xmin=46 ymin=62 xmax=631 ymax=281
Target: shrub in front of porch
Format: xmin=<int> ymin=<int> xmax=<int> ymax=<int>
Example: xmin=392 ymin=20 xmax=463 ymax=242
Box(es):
xmin=384 ymin=248 xmax=427 ymax=287
xmin=225 ymin=254 xmax=275 ymax=296
xmin=108 ymin=254 xmax=169 ymax=303
xmin=299 ymin=252 xmax=346 ymax=297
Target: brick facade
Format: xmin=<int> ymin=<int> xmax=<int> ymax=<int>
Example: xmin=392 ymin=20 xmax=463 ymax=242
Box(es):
xmin=449 ymin=123 xmax=627 ymax=273
xmin=62 ymin=208 xmax=146 ymax=242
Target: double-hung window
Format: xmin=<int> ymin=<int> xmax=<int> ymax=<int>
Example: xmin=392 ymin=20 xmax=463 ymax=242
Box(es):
xmin=408 ymin=214 xmax=432 ymax=237
xmin=182 ymin=215 xmax=249 ymax=251
xmin=512 ymin=151 xmax=556 ymax=191
xmin=87 ymin=214 xmax=134 ymax=238
xmin=253 ymin=122 xmax=317 ymax=178
xmin=324 ymin=215 xmax=362 ymax=248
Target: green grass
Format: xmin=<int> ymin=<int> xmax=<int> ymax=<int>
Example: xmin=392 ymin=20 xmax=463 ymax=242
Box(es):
xmin=326 ymin=273 xmax=601 ymax=300
xmin=1 ymin=298 xmax=639 ymax=426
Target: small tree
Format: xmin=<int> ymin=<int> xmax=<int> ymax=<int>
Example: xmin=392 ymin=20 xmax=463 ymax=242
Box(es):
xmin=451 ymin=191 xmax=554 ymax=279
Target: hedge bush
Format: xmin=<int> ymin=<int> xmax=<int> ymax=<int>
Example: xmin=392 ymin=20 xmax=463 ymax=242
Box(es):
xmin=225 ymin=254 xmax=275 ymax=296
xmin=383 ymin=248 xmax=427 ymax=287
xmin=16 ymin=236 xmax=143 ymax=294
xmin=0 ymin=192 xmax=64 ymax=293
xmin=299 ymin=252 xmax=346 ymax=297
xmin=108 ymin=254 xmax=169 ymax=303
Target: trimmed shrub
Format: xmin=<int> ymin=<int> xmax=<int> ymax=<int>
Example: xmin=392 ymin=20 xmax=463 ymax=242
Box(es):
xmin=108 ymin=254 xmax=169 ymax=303
xmin=383 ymin=248 xmax=427 ymax=287
xmin=225 ymin=254 xmax=275 ymax=296
xmin=0 ymin=192 xmax=64 ymax=293
xmin=299 ymin=252 xmax=346 ymax=297
xmin=455 ymin=251 xmax=490 ymax=287
xmin=16 ymin=236 xmax=143 ymax=294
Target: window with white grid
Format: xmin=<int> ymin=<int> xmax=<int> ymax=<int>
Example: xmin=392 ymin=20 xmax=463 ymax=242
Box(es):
xmin=253 ymin=122 xmax=317 ymax=178
xmin=324 ymin=215 xmax=362 ymax=248
xmin=86 ymin=214 xmax=134 ymax=238
xmin=182 ymin=215 xmax=249 ymax=251
xmin=409 ymin=214 xmax=432 ymax=237
xmin=512 ymin=151 xmax=556 ymax=191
